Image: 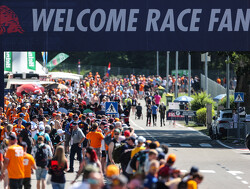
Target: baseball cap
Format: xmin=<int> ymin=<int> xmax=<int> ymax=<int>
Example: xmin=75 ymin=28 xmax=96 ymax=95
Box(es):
xmin=72 ymin=122 xmax=78 ymax=126
xmin=124 ymin=130 xmax=130 ymax=137
xmin=39 ymin=124 xmax=45 ymax=131
xmin=57 ymin=129 xmax=65 ymax=135
xmin=128 ymin=136 xmax=136 ymax=143
xmin=114 ymin=129 xmax=121 ymax=134
xmin=106 ymin=165 xmax=119 ymax=177
xmin=137 ymin=136 xmax=146 ymax=143
xmin=115 ymin=118 xmax=120 ymax=122
xmin=167 ymin=153 xmax=176 ymax=163
xmin=21 ymin=107 xmax=26 ymax=110
xmin=190 ymin=166 xmax=199 ymax=174
xmin=52 ymin=113 xmax=57 ymax=117
xmin=19 ymin=113 xmax=25 ymax=117
xmin=9 ymin=132 xmax=17 ymax=140
xmin=68 ymin=112 xmax=74 ymax=117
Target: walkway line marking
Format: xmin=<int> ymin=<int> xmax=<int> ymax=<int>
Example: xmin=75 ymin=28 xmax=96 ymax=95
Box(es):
xmin=179 ymin=143 xmax=192 ymax=147
xmin=200 ymin=170 xmax=216 ymax=173
xmin=242 ymin=181 xmax=248 ymax=184
xmin=227 ymin=171 xmax=243 ymax=176
xmin=200 ymin=143 xmax=212 ymax=147
xmin=236 ymin=176 xmax=242 ymax=180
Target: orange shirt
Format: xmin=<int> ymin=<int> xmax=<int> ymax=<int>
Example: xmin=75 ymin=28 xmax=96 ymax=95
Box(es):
xmin=187 ymin=180 xmax=198 ymax=189
xmin=23 ymin=153 xmax=35 ymax=178
xmin=5 ymin=144 xmax=25 ymax=179
xmin=86 ymin=131 xmax=104 ymax=148
xmin=0 ymin=128 xmax=7 ymax=141
xmin=9 ymin=113 xmax=19 ymax=123
xmin=19 ymin=112 xmax=30 ymax=122
xmin=13 ymin=125 xmax=25 ymax=136
xmin=139 ymin=84 xmax=144 ymax=91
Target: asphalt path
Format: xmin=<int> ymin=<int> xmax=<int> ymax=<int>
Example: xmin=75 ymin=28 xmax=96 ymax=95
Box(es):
xmin=131 ymin=100 xmax=250 ymax=189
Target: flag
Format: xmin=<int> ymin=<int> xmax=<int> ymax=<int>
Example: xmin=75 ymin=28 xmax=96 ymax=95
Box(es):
xmin=46 ymin=53 xmax=69 ymax=71
xmin=45 ymin=52 xmax=48 ymax=65
xmin=27 ymin=52 xmax=36 ymax=70
xmin=41 ymin=52 xmax=46 ymax=67
xmin=106 ymin=62 xmax=111 ymax=77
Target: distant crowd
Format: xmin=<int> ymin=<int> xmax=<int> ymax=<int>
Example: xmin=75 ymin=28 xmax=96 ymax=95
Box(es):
xmin=0 ymin=73 xmax=203 ymax=189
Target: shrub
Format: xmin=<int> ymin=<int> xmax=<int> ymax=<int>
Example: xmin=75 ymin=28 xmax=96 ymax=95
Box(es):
xmin=196 ymin=107 xmax=215 ymax=125
xmin=218 ymin=95 xmax=236 ymax=109
xmin=191 ymin=92 xmax=215 ymax=111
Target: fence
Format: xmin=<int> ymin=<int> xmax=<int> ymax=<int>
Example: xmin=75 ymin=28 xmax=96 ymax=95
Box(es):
xmin=200 ymin=74 xmax=234 ymax=98
xmin=226 ymin=122 xmax=250 ymax=140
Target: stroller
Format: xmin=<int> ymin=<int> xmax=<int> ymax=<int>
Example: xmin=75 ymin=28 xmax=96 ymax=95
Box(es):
xmin=135 ymin=105 xmax=143 ymax=120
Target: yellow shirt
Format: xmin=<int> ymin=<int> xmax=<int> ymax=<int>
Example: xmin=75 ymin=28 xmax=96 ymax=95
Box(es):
xmin=131 ymin=146 xmax=146 ymax=158
xmin=187 ymin=180 xmax=198 ymax=189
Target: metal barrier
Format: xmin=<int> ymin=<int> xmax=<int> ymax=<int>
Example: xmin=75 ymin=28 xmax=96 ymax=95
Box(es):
xmin=226 ymin=122 xmax=250 ymax=140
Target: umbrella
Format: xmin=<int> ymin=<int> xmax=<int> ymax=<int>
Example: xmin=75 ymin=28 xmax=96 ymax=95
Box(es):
xmin=57 ymin=107 xmax=68 ymax=114
xmin=16 ymin=84 xmax=44 ymax=97
xmin=46 ymin=83 xmax=68 ymax=90
xmin=213 ymin=94 xmax=226 ymax=101
xmin=174 ymin=96 xmax=194 ymax=103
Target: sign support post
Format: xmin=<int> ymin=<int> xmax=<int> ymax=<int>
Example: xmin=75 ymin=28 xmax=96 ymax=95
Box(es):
xmin=157 ymin=51 xmax=159 ymax=76
xmin=205 ymin=52 xmax=208 ymax=93
xmin=226 ymin=56 xmax=230 ymax=109
xmin=234 ymin=92 xmax=244 ymax=139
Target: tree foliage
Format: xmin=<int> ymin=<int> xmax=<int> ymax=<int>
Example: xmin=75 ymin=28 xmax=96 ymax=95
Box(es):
xmin=191 ymin=92 xmax=215 ymax=111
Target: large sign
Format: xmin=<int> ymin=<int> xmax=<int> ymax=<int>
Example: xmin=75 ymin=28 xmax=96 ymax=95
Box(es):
xmin=27 ymin=52 xmax=36 ymax=70
xmin=167 ymin=110 xmax=196 ymax=121
xmin=1 ymin=0 xmax=250 ymax=51
xmin=4 ymin=52 xmax=12 ymax=72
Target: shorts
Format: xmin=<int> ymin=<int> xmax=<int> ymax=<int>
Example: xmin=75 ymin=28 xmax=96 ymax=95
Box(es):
xmin=82 ymin=138 xmax=88 ymax=148
xmin=9 ymin=178 xmax=23 ymax=189
xmin=36 ymin=167 xmax=48 ymax=180
xmin=65 ymin=134 xmax=71 ymax=147
xmin=102 ymin=150 xmax=106 ymax=158
xmin=139 ymin=91 xmax=143 ymax=95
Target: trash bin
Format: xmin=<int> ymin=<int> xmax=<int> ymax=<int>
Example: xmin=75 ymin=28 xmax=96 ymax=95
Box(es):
xmin=157 ymin=86 xmax=165 ymax=97
xmin=166 ymin=93 xmax=173 ymax=106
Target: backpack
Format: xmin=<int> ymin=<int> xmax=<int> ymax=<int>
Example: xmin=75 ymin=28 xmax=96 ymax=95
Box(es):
xmin=35 ymin=144 xmax=48 ymax=168
xmin=178 ymin=180 xmax=188 ymax=189
xmin=130 ymin=151 xmax=141 ymax=170
xmin=104 ymin=133 xmax=112 ymax=145
xmin=112 ymin=143 xmax=125 ymax=164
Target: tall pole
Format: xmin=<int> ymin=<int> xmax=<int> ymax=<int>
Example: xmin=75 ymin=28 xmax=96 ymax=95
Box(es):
xmin=166 ymin=51 xmax=170 ymax=93
xmin=226 ymin=56 xmax=230 ymax=109
xmin=175 ymin=51 xmax=178 ymax=98
xmin=188 ymin=52 xmax=191 ymax=97
xmin=156 ymin=51 xmax=159 ymax=76
xmin=205 ymin=52 xmax=208 ymax=93
xmin=78 ymin=59 xmax=81 ymax=75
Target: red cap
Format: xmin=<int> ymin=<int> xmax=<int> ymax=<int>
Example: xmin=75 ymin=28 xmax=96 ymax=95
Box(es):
xmin=124 ymin=130 xmax=130 ymax=137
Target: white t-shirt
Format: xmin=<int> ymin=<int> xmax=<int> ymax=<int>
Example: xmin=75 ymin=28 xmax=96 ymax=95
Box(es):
xmin=31 ymin=121 xmax=38 ymax=138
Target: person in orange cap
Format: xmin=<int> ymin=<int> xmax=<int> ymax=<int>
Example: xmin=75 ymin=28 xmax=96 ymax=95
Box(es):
xmin=19 ymin=107 xmax=30 ymax=122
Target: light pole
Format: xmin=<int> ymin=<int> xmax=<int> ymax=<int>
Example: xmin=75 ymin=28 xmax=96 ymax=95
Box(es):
xmin=188 ymin=52 xmax=191 ymax=97
xmin=175 ymin=51 xmax=178 ymax=98
xmin=166 ymin=51 xmax=170 ymax=93
xmin=157 ymin=51 xmax=159 ymax=76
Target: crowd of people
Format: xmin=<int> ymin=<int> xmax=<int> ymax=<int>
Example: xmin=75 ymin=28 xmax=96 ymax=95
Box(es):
xmin=0 ymin=73 xmax=203 ymax=189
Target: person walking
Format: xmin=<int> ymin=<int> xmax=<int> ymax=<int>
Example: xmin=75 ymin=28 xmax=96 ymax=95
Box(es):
xmin=32 ymin=136 xmax=53 ymax=189
xmin=86 ymin=123 xmax=104 ymax=160
xmin=20 ymin=142 xmax=37 ymax=189
xmin=68 ymin=122 xmax=85 ymax=173
xmin=146 ymin=105 xmax=152 ymax=127
xmin=159 ymin=102 xmax=166 ymax=127
xmin=1 ymin=132 xmax=24 ymax=189
xmin=151 ymin=102 xmax=158 ymax=126
xmin=48 ymin=146 xmax=68 ymax=189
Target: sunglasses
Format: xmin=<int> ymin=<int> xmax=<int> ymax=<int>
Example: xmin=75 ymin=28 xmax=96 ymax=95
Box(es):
xmin=114 ymin=133 xmax=120 ymax=135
